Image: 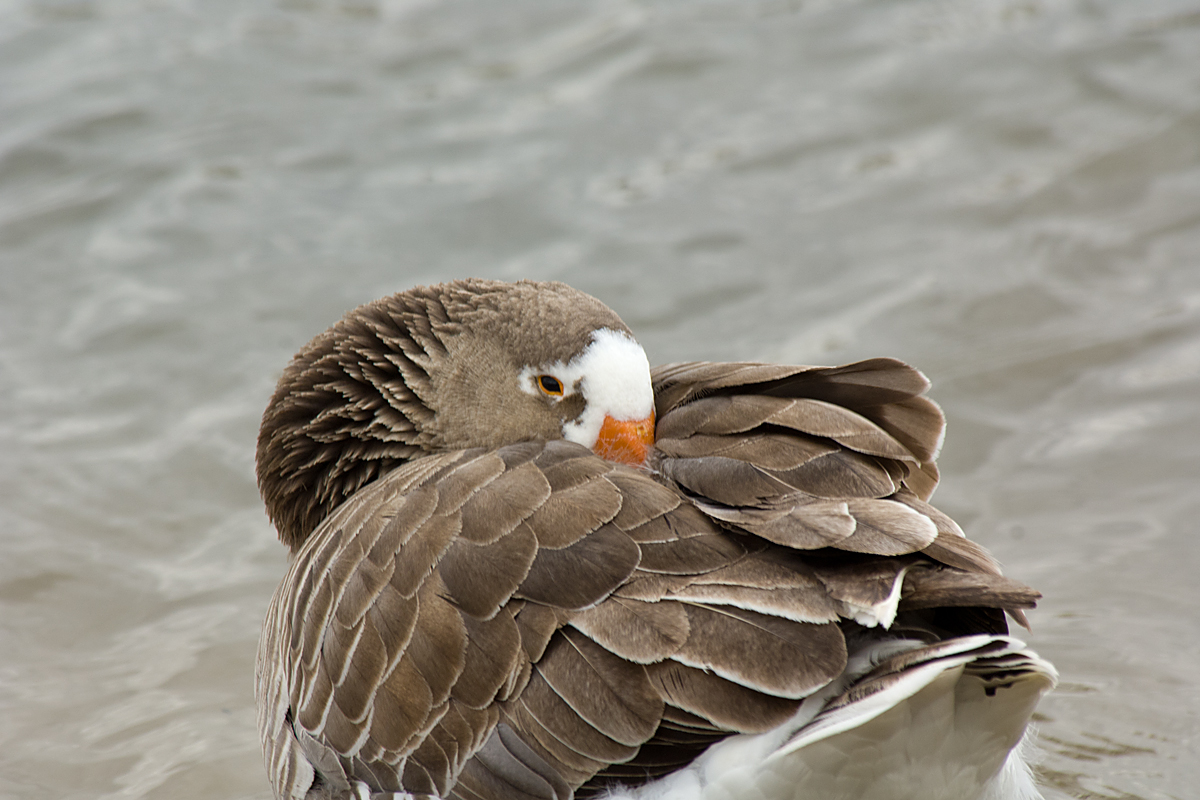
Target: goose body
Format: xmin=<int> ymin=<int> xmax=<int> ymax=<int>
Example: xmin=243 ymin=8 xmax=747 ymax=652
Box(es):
xmin=255 ymin=279 xmax=1055 ymax=800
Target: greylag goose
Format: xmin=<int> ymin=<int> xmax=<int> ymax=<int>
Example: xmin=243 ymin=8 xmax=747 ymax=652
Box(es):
xmin=255 ymin=279 xmax=1056 ymax=800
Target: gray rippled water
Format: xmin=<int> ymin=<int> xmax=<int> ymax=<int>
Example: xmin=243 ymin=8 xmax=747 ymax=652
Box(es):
xmin=1 ymin=1 xmax=1197 ymax=798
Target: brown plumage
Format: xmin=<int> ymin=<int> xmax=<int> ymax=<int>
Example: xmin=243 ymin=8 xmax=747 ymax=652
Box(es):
xmin=255 ymin=279 xmax=1052 ymax=800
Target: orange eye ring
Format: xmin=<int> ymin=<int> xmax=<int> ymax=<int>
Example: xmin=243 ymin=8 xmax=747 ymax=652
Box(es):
xmin=537 ymin=375 xmax=564 ymax=396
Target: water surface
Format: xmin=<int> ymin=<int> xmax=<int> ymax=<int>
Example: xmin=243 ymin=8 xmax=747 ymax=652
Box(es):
xmin=2 ymin=1 xmax=1198 ymax=798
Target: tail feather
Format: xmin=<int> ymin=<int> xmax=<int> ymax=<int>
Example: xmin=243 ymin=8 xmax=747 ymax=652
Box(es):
xmin=598 ymin=636 xmax=1056 ymax=800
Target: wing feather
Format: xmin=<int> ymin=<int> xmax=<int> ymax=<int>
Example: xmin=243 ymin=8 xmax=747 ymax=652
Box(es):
xmin=833 ymin=498 xmax=938 ymax=555
xmin=517 ymin=526 xmax=641 ymax=609
xmin=454 ymin=607 xmax=524 ymax=709
xmin=504 ymin=695 xmax=611 ymax=778
xmin=634 ymin=531 xmax=747 ymax=575
xmin=369 ymin=653 xmax=434 ymax=752
xmin=513 ymin=603 xmax=560 ymax=664
xmin=525 ymin=476 xmax=623 ymax=549
xmin=437 ymin=525 xmax=538 ymax=620
xmin=695 ymin=496 xmax=856 ymax=549
xmin=569 ymin=597 xmax=690 ymax=663
xmin=457 ymin=461 xmax=551 ymax=545
xmin=901 ymin=566 xmax=1042 ymax=611
xmin=607 ymin=472 xmax=685 ymax=530
xmin=645 ymin=661 xmax=801 ymax=733
xmin=537 ymin=629 xmax=664 ymax=747
xmin=673 ymin=605 xmax=847 ymax=699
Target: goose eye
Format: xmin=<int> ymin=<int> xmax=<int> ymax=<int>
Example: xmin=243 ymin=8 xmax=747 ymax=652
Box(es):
xmin=537 ymin=375 xmax=564 ymax=396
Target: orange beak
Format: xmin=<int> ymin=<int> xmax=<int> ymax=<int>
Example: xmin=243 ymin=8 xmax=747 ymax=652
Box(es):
xmin=593 ymin=411 xmax=656 ymax=467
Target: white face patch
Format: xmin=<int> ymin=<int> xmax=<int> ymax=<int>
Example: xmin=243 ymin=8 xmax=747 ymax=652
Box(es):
xmin=518 ymin=328 xmax=654 ymax=449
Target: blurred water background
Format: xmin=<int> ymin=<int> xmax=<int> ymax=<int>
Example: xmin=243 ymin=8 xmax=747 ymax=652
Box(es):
xmin=2 ymin=1 xmax=1198 ymax=798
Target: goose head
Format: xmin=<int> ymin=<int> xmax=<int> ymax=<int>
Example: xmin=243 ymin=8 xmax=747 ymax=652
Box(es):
xmin=256 ymin=279 xmax=656 ymax=550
